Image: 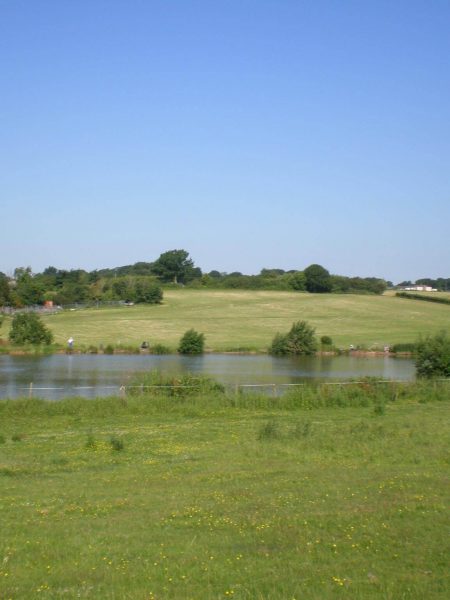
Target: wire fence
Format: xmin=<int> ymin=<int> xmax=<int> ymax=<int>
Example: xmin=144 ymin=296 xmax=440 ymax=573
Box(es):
xmin=2 ymin=378 xmax=448 ymax=400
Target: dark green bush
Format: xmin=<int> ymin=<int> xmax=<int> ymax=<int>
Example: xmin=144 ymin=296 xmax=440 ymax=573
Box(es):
xmin=270 ymin=332 xmax=289 ymax=356
xmin=416 ymin=331 xmax=450 ymax=378
xmin=270 ymin=320 xmax=317 ymax=355
xmin=320 ymin=335 xmax=333 ymax=346
xmin=8 ymin=312 xmax=53 ymax=345
xmin=178 ymin=329 xmax=205 ymax=354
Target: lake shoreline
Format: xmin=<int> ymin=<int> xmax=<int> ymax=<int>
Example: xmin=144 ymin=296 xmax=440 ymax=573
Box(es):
xmin=2 ymin=347 xmax=412 ymax=357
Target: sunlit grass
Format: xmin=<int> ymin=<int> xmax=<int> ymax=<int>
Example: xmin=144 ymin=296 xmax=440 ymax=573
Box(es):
xmin=0 ymin=384 xmax=449 ymax=599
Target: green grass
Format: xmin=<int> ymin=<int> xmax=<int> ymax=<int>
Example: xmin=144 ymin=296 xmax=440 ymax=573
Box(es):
xmin=0 ymin=383 xmax=449 ymax=599
xmin=2 ymin=290 xmax=448 ymax=352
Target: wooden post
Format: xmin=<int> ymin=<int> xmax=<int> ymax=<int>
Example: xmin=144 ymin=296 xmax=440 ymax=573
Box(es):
xmin=29 ymin=382 xmax=33 ymax=398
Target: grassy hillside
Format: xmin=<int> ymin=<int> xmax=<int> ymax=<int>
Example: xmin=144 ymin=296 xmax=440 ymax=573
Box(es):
xmin=0 ymin=384 xmax=449 ymax=599
xmin=15 ymin=290 xmax=449 ymax=351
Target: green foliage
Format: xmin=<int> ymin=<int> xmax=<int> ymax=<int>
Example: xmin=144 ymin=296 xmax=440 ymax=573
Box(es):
xmin=127 ymin=371 xmax=224 ymax=397
xmin=269 ymin=332 xmax=290 ymax=355
xmin=391 ymin=342 xmax=416 ymax=353
xmin=304 ymin=264 xmax=332 ymax=293
xmin=103 ymin=344 xmax=115 ymax=354
xmin=416 ymin=331 xmax=450 ymax=378
xmin=178 ymin=328 xmax=205 ymax=354
xmin=134 ymin=279 xmax=163 ymax=304
xmin=320 ymin=335 xmax=333 ymax=346
xmin=270 ymin=320 xmax=317 ymax=355
xmin=8 ymin=313 xmax=54 ymax=345
xmin=0 ymin=272 xmax=11 ymax=306
xmin=396 ymin=291 xmax=450 ymax=305
xmin=331 ymin=275 xmax=387 ymax=294
xmin=287 ymin=271 xmax=307 ymax=291
xmin=151 ymin=249 xmax=199 ymax=284
xmin=150 ymin=343 xmax=171 ymax=355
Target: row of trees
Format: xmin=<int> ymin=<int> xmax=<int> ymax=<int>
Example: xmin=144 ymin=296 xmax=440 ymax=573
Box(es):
xmin=3 ymin=248 xmax=448 ymax=308
xmin=0 ymin=250 xmax=394 ymax=308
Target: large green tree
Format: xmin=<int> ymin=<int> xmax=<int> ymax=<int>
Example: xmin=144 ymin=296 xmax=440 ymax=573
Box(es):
xmin=304 ymin=264 xmax=332 ymax=293
xmin=151 ymin=250 xmax=199 ymax=284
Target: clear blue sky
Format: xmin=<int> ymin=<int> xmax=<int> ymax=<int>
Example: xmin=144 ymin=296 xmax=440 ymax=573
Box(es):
xmin=1 ymin=0 xmax=449 ymax=283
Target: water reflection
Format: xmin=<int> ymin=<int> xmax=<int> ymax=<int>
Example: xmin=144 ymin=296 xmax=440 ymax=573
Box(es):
xmin=0 ymin=353 xmax=416 ymax=399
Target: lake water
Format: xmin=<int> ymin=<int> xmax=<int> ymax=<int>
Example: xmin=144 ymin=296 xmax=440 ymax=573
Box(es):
xmin=0 ymin=353 xmax=415 ymax=399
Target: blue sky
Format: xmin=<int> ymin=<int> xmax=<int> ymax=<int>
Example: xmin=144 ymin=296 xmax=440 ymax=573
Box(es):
xmin=1 ymin=0 xmax=449 ymax=282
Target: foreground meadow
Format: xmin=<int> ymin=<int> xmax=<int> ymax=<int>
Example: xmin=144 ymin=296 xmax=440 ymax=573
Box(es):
xmin=1 ymin=382 xmax=449 ymax=599
xmin=13 ymin=289 xmax=450 ymax=351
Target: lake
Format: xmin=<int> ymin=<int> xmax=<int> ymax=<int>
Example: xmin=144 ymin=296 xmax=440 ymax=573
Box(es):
xmin=0 ymin=353 xmax=416 ymax=399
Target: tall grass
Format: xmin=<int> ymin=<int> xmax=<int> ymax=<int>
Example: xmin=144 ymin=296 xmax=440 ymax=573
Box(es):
xmin=1 ymin=380 xmax=447 ymax=418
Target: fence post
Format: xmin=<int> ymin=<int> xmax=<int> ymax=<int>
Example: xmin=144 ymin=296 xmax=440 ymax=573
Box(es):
xmin=29 ymin=382 xmax=33 ymax=399
xmin=272 ymin=384 xmax=277 ymax=397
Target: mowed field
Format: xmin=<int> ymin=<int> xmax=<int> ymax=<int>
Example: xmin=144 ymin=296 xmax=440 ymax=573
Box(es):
xmin=32 ymin=290 xmax=450 ymax=351
xmin=0 ymin=389 xmax=449 ymax=599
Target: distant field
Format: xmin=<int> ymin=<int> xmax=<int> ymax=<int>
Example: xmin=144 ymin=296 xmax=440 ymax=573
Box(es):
xmin=0 ymin=386 xmax=448 ymax=599
xmin=2 ymin=290 xmax=449 ymax=351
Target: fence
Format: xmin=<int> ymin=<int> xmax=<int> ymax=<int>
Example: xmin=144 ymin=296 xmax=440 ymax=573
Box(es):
xmin=3 ymin=379 xmax=448 ymax=400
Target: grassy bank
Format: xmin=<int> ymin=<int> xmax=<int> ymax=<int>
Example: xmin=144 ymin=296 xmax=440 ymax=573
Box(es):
xmin=1 ymin=382 xmax=449 ymax=599
xmin=2 ymin=290 xmax=449 ymax=352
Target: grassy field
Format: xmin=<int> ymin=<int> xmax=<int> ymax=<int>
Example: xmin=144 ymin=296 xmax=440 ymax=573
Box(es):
xmin=4 ymin=289 xmax=447 ymax=352
xmin=0 ymin=383 xmax=449 ymax=599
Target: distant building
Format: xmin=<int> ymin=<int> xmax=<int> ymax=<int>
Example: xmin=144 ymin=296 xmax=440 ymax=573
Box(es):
xmin=401 ymin=285 xmax=437 ymax=292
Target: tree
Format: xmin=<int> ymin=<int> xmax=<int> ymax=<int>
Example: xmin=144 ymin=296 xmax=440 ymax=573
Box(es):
xmin=0 ymin=272 xmax=11 ymax=306
xmin=287 ymin=271 xmax=307 ymax=291
xmin=9 ymin=313 xmax=54 ymax=345
xmin=304 ymin=264 xmax=332 ymax=293
xmin=270 ymin=320 xmax=317 ymax=355
xmin=178 ymin=329 xmax=205 ymax=354
xmin=151 ymin=250 xmax=199 ymax=284
xmin=134 ymin=279 xmax=163 ymax=304
xmin=416 ymin=331 xmax=450 ymax=378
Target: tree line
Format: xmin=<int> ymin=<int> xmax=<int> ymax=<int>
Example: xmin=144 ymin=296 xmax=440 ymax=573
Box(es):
xmin=0 ymin=248 xmax=445 ymax=308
